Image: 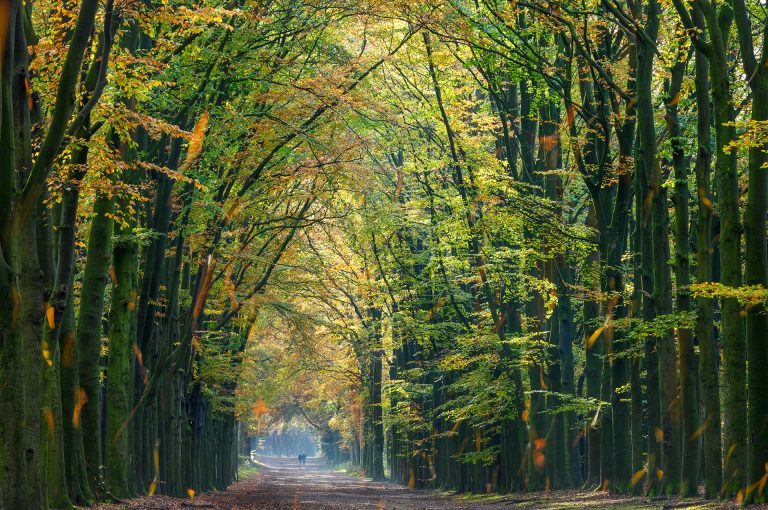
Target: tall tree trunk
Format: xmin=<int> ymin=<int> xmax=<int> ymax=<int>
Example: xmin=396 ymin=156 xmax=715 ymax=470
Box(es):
xmin=635 ymin=0 xmax=665 ymax=492
xmin=701 ymin=8 xmax=746 ymax=494
xmin=105 ymin=223 xmax=138 ymax=496
xmin=583 ymin=207 xmax=601 ymax=488
xmin=76 ymin=195 xmax=115 ymax=493
xmin=666 ymin=56 xmax=699 ymax=496
xmin=369 ymin=342 xmax=385 ymax=480
xmin=692 ymin=44 xmax=722 ymax=499
xmin=12 ymin=8 xmax=45 ymax=504
xmin=557 ymin=255 xmax=580 ymax=487
xmin=0 ymin=6 xmax=27 ymax=507
xmin=60 ymin=291 xmax=93 ymax=504
xmin=731 ymin=1 xmax=768 ymax=499
xmin=744 ymin=73 xmax=768 ymax=501
xmin=606 ymin=200 xmax=631 ymax=494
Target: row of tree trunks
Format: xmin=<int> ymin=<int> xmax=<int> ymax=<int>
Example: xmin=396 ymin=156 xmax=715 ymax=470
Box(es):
xmin=375 ymin=2 xmax=761 ymax=500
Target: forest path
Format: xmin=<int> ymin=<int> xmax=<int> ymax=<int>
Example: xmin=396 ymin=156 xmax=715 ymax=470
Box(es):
xmin=99 ymin=457 xmax=729 ymax=510
xmin=220 ymin=455 xmax=494 ymax=509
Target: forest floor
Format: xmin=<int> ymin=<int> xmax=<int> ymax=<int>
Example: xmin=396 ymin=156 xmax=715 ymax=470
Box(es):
xmin=94 ymin=457 xmax=764 ymax=510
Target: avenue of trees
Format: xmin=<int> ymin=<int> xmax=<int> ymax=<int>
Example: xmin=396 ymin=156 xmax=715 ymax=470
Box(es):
xmin=0 ymin=0 xmax=766 ymax=508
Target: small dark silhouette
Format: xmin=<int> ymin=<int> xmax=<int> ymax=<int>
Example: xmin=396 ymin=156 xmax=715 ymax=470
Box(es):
xmin=298 ymin=453 xmax=306 ymax=465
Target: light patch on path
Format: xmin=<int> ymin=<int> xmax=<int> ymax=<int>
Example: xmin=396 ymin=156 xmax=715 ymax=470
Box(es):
xmin=236 ymin=455 xmax=489 ymax=509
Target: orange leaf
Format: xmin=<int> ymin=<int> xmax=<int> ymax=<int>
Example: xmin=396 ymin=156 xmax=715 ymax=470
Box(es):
xmin=62 ymin=332 xmax=75 ymax=368
xmin=183 ymin=111 xmax=209 ymax=168
xmin=45 ymin=303 xmax=55 ymax=329
xmin=72 ymin=387 xmax=88 ymax=429
xmin=0 ymin=1 xmax=11 ymax=67
xmin=44 ymin=407 xmax=55 ymax=446
xmin=689 ymin=414 xmax=712 ymax=441
xmin=128 ymin=289 xmax=137 ymax=311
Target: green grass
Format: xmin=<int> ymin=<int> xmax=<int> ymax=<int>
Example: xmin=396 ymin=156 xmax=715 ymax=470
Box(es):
xmin=334 ymin=462 xmax=365 ymax=477
xmin=237 ymin=458 xmax=260 ymax=479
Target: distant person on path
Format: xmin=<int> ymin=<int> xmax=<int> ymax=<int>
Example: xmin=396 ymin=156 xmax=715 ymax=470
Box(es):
xmin=298 ymin=454 xmax=302 ymax=465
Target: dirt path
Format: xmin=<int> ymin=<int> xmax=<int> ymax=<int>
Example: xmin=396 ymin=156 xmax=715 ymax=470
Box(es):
xmin=98 ymin=457 xmax=742 ymax=510
xmin=205 ymin=456 xmax=494 ymax=509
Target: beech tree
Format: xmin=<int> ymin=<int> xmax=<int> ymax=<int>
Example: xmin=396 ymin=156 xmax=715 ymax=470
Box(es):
xmin=0 ymin=0 xmax=767 ymax=507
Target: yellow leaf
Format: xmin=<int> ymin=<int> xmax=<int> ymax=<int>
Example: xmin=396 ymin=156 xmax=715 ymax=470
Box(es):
xmin=698 ymin=187 xmax=713 ymax=210
xmin=42 ymin=341 xmax=53 ymax=367
xmin=642 ymin=189 xmax=655 ymax=222
xmin=586 ymin=325 xmax=604 ymax=349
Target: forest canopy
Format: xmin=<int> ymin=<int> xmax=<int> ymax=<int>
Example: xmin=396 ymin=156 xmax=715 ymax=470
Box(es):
xmin=0 ymin=0 xmax=767 ymax=507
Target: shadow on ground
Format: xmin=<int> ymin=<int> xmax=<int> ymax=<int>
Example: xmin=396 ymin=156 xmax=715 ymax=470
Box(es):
xmin=94 ymin=456 xmax=752 ymax=510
